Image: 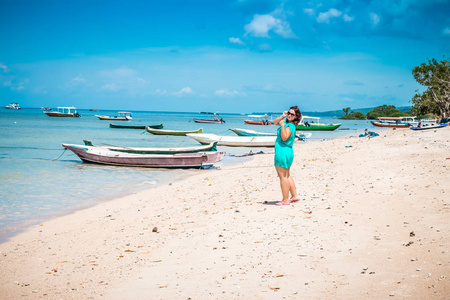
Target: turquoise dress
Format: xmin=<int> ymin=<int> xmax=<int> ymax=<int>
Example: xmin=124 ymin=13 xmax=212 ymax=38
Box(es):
xmin=274 ymin=122 xmax=296 ymax=169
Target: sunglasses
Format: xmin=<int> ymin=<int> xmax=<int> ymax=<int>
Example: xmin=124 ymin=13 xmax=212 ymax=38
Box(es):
xmin=287 ymin=112 xmax=295 ymax=116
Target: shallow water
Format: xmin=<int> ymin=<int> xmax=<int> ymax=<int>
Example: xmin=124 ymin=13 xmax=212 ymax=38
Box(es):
xmin=0 ymin=108 xmax=375 ymax=241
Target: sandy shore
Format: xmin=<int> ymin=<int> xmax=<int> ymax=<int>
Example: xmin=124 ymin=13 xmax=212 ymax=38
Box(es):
xmin=0 ymin=128 xmax=448 ymax=299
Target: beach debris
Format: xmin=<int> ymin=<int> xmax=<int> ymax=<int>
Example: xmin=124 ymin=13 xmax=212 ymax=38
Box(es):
xmin=275 ymin=274 xmax=286 ymax=277
xmin=389 ymin=292 xmax=395 ymax=296
xmin=374 ymin=236 xmax=381 ymax=240
xmin=410 ymin=231 xmax=415 ymax=237
xmin=159 ymin=283 xmax=169 ymax=288
xmin=403 ymin=241 xmax=414 ymax=247
xmin=269 ymin=285 xmax=280 ymax=290
xmin=411 ymin=257 xmax=418 ymax=261
xmin=152 ymin=227 xmax=158 ymax=232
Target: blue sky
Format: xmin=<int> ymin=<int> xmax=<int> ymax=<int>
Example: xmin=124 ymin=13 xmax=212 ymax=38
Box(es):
xmin=0 ymin=0 xmax=449 ymax=113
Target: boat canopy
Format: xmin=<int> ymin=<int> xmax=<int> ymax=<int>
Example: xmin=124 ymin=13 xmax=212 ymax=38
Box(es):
xmin=378 ymin=116 xmax=416 ymax=120
xmin=118 ymin=111 xmax=132 ymax=115
xmin=301 ymin=115 xmax=321 ymax=120
xmin=247 ymin=114 xmax=269 ymax=118
xmin=57 ymin=107 xmax=77 ymax=113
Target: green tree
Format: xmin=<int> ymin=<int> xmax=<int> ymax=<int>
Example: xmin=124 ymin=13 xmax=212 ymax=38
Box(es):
xmin=366 ymin=105 xmax=403 ymax=119
xmin=339 ymin=111 xmax=366 ymax=120
xmin=342 ymin=107 xmax=351 ymax=116
xmin=412 ymin=58 xmax=450 ymax=119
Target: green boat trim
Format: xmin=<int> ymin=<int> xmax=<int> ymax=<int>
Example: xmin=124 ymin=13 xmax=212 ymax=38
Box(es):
xmin=109 ymin=123 xmax=163 ymax=129
xmin=145 ymin=127 xmax=203 ymax=136
xmin=83 ymin=140 xmax=218 ymax=154
xmin=295 ymin=123 xmax=341 ymax=131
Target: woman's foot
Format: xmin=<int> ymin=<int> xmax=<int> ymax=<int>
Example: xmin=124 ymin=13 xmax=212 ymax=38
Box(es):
xmin=276 ymin=201 xmax=290 ymax=206
xmin=290 ymin=196 xmax=299 ymax=202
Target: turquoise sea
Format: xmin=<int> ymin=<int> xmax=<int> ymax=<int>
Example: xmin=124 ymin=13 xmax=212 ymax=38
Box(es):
xmin=0 ymin=108 xmax=377 ymax=242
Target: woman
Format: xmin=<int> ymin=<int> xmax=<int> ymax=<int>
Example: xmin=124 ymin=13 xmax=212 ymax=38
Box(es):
xmin=273 ymin=106 xmax=302 ymax=205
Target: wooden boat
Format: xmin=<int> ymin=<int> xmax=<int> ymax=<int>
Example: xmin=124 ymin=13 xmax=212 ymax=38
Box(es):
xmin=82 ymin=140 xmax=218 ymax=154
xmin=192 ymin=112 xmax=225 ymax=124
xmin=410 ymin=123 xmax=448 ymax=130
xmin=229 ymin=128 xmax=277 ymax=136
xmin=45 ymin=107 xmax=81 ymax=117
xmin=229 ymin=128 xmax=312 ymax=140
xmin=96 ymin=112 xmax=132 ymax=121
xmin=109 ymin=123 xmax=163 ymax=129
xmin=41 ymin=107 xmax=52 ymax=111
xmin=146 ymin=127 xmax=203 ymax=136
xmin=62 ymin=144 xmax=225 ymax=168
xmin=187 ymin=133 xmax=277 ymax=147
xmin=296 ymin=116 xmax=341 ymax=131
xmin=5 ymin=103 xmax=21 ymax=110
xmin=370 ymin=117 xmax=416 ymax=128
xmin=244 ymin=114 xmax=273 ymax=125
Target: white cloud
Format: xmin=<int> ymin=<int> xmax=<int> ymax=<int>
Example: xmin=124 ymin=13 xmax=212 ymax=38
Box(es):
xmin=100 ymin=83 xmax=120 ymax=91
xmin=229 ymin=37 xmax=245 ymax=45
xmin=0 ymin=63 xmax=8 ymax=72
xmin=317 ymin=8 xmax=342 ymax=23
xmin=215 ymin=88 xmax=245 ymax=97
xmin=370 ymin=13 xmax=380 ymax=26
xmin=303 ymin=8 xmax=314 ymax=16
xmin=442 ymin=27 xmax=450 ymax=36
xmin=155 ymin=89 xmax=167 ymax=95
xmin=174 ymin=87 xmax=194 ymax=96
xmin=258 ymin=43 xmax=273 ymax=52
xmin=244 ymin=14 xmax=295 ymax=38
xmin=65 ymin=75 xmax=86 ymax=89
xmin=343 ymin=14 xmax=354 ymax=22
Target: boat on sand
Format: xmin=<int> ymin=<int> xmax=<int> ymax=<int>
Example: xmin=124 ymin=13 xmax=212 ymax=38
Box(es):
xmin=370 ymin=117 xmax=416 ymax=128
xmin=63 ymin=144 xmax=224 ymax=168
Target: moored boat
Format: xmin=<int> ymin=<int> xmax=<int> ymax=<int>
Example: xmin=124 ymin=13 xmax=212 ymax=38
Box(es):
xmin=187 ymin=133 xmax=277 ymax=147
xmin=5 ymin=103 xmax=21 ymax=110
xmin=244 ymin=114 xmax=273 ymax=125
xmin=45 ymin=107 xmax=81 ymax=117
xmin=146 ymin=127 xmax=203 ymax=136
xmin=370 ymin=116 xmax=417 ymax=128
xmin=41 ymin=107 xmax=52 ymax=111
xmin=109 ymin=123 xmax=163 ymax=129
xmin=192 ymin=112 xmax=225 ymax=124
xmin=62 ymin=144 xmax=224 ymax=168
xmin=295 ymin=116 xmax=341 ymax=131
xmin=229 ymin=128 xmax=312 ymax=140
xmin=82 ymin=140 xmax=218 ymax=154
xmin=96 ymin=112 xmax=132 ymax=121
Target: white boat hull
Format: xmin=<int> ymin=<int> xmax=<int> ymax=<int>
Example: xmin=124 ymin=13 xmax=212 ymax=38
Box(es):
xmin=187 ymin=133 xmax=277 ymax=147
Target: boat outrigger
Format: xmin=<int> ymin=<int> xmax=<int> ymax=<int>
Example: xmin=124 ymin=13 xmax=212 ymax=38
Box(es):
xmin=109 ymin=123 xmax=163 ymax=129
xmin=145 ymin=127 xmax=203 ymax=136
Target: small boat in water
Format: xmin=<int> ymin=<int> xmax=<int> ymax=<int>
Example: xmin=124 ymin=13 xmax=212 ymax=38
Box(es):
xmin=192 ymin=112 xmax=225 ymax=124
xmin=45 ymin=107 xmax=81 ymax=117
xmin=146 ymin=127 xmax=203 ymax=136
xmin=229 ymin=128 xmax=312 ymax=140
xmin=63 ymin=144 xmax=225 ymax=168
xmin=96 ymin=112 xmax=132 ymax=121
xmin=370 ymin=116 xmax=416 ymax=128
xmin=109 ymin=123 xmax=163 ymax=129
xmin=41 ymin=107 xmax=52 ymax=111
xmin=5 ymin=103 xmax=21 ymax=110
xmin=82 ymin=140 xmax=218 ymax=154
xmin=187 ymin=133 xmax=277 ymax=147
xmin=296 ymin=116 xmax=341 ymax=131
xmin=244 ymin=114 xmax=273 ymax=125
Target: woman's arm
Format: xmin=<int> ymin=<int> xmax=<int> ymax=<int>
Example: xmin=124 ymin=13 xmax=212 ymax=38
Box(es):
xmin=273 ymin=111 xmax=287 ymax=125
xmin=279 ymin=122 xmax=291 ymax=141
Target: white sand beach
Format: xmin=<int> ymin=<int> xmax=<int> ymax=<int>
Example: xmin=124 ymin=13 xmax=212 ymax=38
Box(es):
xmin=0 ymin=128 xmax=448 ymax=299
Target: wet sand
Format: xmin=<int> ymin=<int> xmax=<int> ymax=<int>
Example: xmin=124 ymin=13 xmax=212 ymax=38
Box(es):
xmin=0 ymin=128 xmax=449 ymax=299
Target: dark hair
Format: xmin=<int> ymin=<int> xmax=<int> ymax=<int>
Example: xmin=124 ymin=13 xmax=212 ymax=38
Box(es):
xmin=288 ymin=106 xmax=302 ymax=126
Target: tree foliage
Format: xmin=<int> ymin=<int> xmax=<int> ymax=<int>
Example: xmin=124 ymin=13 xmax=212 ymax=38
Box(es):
xmin=412 ymin=58 xmax=450 ymax=119
xmin=366 ymin=105 xmax=404 ymax=119
xmin=342 ymin=107 xmax=351 ymax=116
xmin=339 ymin=111 xmax=366 ymax=120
